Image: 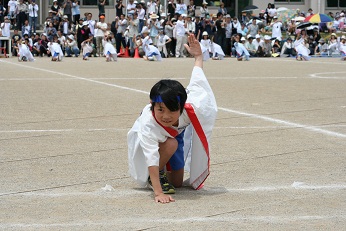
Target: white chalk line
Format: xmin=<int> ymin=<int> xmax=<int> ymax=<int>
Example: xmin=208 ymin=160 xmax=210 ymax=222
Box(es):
xmin=310 ymin=72 xmax=346 ymax=79
xmin=1 ymin=59 xmax=345 ymax=138
xmin=0 ymin=128 xmax=128 ymax=133
xmin=1 ymin=215 xmax=345 ymax=228
xmin=259 ymin=57 xmax=346 ymax=65
xmin=3 ymin=183 xmax=345 ymax=198
xmin=0 ymin=76 xmax=299 ymax=81
xmin=0 ymin=125 xmax=346 ymax=134
xmin=218 ymin=107 xmax=346 ymax=138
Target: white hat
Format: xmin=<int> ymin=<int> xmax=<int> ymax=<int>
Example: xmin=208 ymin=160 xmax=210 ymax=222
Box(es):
xmin=181 ymin=14 xmax=187 ymax=17
xmin=134 ymin=0 xmax=138 ymax=3
xmin=264 ymin=35 xmax=271 ymax=40
xmin=68 ymin=34 xmax=74 ymax=40
xmin=202 ymin=0 xmax=208 ymax=5
xmin=82 ymin=21 xmax=89 ymax=26
xmin=202 ymin=31 xmax=208 ymax=36
xmin=341 ymin=35 xmax=346 ymax=40
xmin=53 ymin=0 xmax=57 ymax=2
xmin=141 ymin=26 xmax=149 ymax=34
xmin=225 ymin=14 xmax=231 ymax=18
xmin=340 ymin=13 xmax=345 ymax=17
xmin=255 ymin=34 xmax=261 ymax=39
xmin=150 ymin=14 xmax=159 ymax=19
xmin=246 ymin=34 xmax=253 ymax=39
xmin=63 ymin=15 xmax=68 ymax=19
xmin=241 ymin=37 xmax=246 ymax=41
xmin=273 ymin=16 xmax=278 ymax=19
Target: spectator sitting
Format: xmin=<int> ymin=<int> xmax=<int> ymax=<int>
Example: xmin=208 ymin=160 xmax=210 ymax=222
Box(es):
xmin=338 ymin=35 xmax=346 ymax=61
xmin=315 ymin=38 xmax=328 ymax=56
xmin=65 ymin=34 xmax=79 ymax=57
xmin=244 ymin=35 xmax=257 ymax=57
xmin=328 ymin=33 xmax=338 ymax=54
xmin=280 ymin=37 xmax=295 ymax=57
xmin=257 ymin=35 xmax=272 ymax=57
xmin=271 ymin=39 xmax=281 ymax=57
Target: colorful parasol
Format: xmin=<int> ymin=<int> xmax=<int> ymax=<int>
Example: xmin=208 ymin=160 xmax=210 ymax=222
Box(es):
xmin=304 ymin=13 xmax=333 ymax=23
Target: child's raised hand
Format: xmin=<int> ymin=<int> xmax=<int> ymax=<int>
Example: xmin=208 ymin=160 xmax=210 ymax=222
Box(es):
xmin=155 ymin=193 xmax=175 ymax=204
xmin=184 ymin=34 xmax=202 ymax=57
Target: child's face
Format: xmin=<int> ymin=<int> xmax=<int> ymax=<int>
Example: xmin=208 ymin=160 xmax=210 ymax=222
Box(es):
xmin=153 ymin=103 xmax=180 ymax=127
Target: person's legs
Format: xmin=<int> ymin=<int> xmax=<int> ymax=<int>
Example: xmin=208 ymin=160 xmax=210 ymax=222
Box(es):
xmin=32 ymin=17 xmax=37 ymax=34
xmin=65 ymin=47 xmax=72 ymax=56
xmin=175 ymin=36 xmax=182 ymax=57
xmin=158 ymin=138 xmax=178 ymax=171
xmin=96 ymin=36 xmax=102 ymax=56
xmin=73 ymin=47 xmax=80 ymax=57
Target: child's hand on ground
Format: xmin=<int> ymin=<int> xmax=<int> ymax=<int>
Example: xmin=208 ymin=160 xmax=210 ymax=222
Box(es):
xmin=155 ymin=193 xmax=175 ymax=204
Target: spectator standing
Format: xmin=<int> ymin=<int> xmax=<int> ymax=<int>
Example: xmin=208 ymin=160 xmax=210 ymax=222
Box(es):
xmin=187 ymin=0 xmax=195 ymax=17
xmin=218 ymin=2 xmax=227 ymax=16
xmin=127 ymin=0 xmax=136 ymax=16
xmin=175 ymin=0 xmax=186 ymax=15
xmin=128 ymin=12 xmax=139 ymax=56
xmin=167 ymin=0 xmax=176 ymax=19
xmin=194 ymin=15 xmax=203 ymax=41
xmin=98 ymin=0 xmax=106 ymax=16
xmin=0 ymin=1 xmax=4 ymax=23
xmin=51 ymin=0 xmax=60 ymax=17
xmin=86 ymin=13 xmax=96 ymax=35
xmin=115 ymin=0 xmax=125 ymax=17
xmin=200 ymin=1 xmax=208 ymax=19
xmin=72 ymin=0 xmax=80 ymax=24
xmin=16 ymin=0 xmax=27 ymax=30
xmin=95 ymin=14 xmax=107 ymax=56
xmin=8 ymin=0 xmax=17 ymax=26
xmin=215 ymin=12 xmax=225 ymax=52
xmin=116 ymin=14 xmax=127 ymax=54
xmin=175 ymin=13 xmax=186 ymax=58
xmin=147 ymin=0 xmax=156 ymax=14
xmin=148 ymin=13 xmax=160 ymax=45
xmin=62 ymin=0 xmax=73 ymax=23
xmin=271 ymin=16 xmax=282 ymax=40
xmin=28 ymin=0 xmax=39 ymax=35
xmin=137 ymin=3 xmax=145 ymax=33
xmin=224 ymin=14 xmax=232 ymax=55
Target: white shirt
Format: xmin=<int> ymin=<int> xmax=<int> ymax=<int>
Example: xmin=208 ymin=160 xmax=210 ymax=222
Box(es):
xmin=1 ymin=22 xmax=11 ymax=37
xmin=156 ymin=34 xmax=169 ymax=46
xmin=176 ymin=20 xmax=185 ymax=37
xmin=28 ymin=4 xmax=39 ymax=17
xmin=8 ymin=0 xmax=17 ymax=12
xmin=147 ymin=1 xmax=156 ymax=14
xmin=95 ymin=21 xmax=107 ymax=37
xmin=138 ymin=8 xmax=145 ymax=20
xmin=268 ymin=8 xmax=276 ymax=17
xmin=127 ymin=3 xmax=136 ymax=14
xmin=87 ymin=20 xmax=96 ymax=35
xmin=271 ymin=21 xmax=282 ymax=39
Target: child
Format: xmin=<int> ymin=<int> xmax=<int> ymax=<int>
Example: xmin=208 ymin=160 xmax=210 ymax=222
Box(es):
xmin=18 ymin=39 xmax=35 ymax=62
xmin=156 ymin=28 xmax=171 ymax=58
xmin=127 ymin=35 xmax=218 ymax=203
xmin=338 ymin=36 xmax=346 ymax=61
xmin=103 ymin=34 xmax=117 ymax=62
xmin=140 ymin=26 xmax=162 ymax=61
xmin=200 ymin=31 xmax=225 ymax=60
xmin=48 ymin=36 xmax=64 ymax=61
xmin=81 ymin=34 xmax=94 ymax=60
xmin=294 ymin=34 xmax=311 ymax=61
xmin=234 ymin=35 xmax=250 ymax=61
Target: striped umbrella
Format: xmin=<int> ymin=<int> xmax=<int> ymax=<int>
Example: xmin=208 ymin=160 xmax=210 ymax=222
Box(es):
xmin=304 ymin=13 xmax=333 ymax=23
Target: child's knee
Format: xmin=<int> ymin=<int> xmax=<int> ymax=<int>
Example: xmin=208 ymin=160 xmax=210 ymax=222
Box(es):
xmin=159 ymin=137 xmax=178 ymax=155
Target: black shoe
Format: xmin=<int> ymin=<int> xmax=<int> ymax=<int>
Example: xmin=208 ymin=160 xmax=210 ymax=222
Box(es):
xmin=148 ymin=172 xmax=175 ymax=194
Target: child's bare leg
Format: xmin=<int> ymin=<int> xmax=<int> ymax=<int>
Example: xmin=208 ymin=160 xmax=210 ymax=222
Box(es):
xmin=158 ymin=137 xmax=177 ymax=170
xmin=168 ymin=168 xmax=184 ymax=188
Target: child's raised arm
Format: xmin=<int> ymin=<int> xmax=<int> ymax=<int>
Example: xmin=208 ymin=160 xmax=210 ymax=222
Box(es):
xmin=184 ymin=34 xmax=203 ymax=69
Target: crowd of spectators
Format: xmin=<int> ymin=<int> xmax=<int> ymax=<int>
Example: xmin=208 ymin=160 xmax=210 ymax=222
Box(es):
xmin=0 ymin=0 xmax=345 ymax=61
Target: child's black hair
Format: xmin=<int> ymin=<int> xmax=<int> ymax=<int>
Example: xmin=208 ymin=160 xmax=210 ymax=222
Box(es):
xmin=150 ymin=79 xmax=187 ymax=114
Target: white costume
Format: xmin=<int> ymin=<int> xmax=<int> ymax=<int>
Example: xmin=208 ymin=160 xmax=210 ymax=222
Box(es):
xmin=200 ymin=39 xmax=225 ymax=60
xmin=48 ymin=42 xmax=64 ymax=61
xmin=18 ymin=43 xmax=35 ymax=62
xmin=128 ymin=67 xmax=217 ymax=189
xmin=294 ymin=38 xmax=310 ymax=61
xmin=103 ymin=40 xmax=117 ymax=61
xmin=234 ymin=42 xmax=250 ymax=60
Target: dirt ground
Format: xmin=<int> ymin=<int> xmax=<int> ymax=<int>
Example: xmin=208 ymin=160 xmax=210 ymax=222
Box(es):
xmin=0 ymin=56 xmax=345 ymax=230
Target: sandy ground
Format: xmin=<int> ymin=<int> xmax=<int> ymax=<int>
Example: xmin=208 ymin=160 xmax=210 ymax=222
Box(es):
xmin=0 ymin=56 xmax=345 ymax=231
